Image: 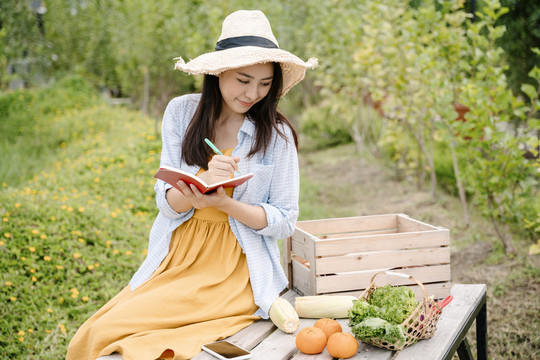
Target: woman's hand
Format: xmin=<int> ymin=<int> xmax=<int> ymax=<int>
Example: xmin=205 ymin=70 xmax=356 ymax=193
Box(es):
xmin=176 ymin=181 xmax=230 ymax=210
xmin=198 ymin=155 xmax=240 ymax=185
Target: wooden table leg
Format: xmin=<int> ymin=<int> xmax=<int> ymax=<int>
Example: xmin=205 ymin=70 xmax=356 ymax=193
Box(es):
xmin=457 ymin=337 xmax=473 ymax=360
xmin=476 ymin=301 xmax=488 ymax=360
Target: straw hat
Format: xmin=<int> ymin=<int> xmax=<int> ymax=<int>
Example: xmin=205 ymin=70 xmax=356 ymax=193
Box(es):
xmin=174 ymin=10 xmax=318 ymax=96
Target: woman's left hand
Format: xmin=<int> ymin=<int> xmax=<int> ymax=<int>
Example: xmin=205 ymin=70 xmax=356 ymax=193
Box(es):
xmin=176 ymin=181 xmax=230 ymax=210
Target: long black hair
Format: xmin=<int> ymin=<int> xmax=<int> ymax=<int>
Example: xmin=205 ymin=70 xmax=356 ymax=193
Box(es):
xmin=181 ymin=62 xmax=298 ymax=169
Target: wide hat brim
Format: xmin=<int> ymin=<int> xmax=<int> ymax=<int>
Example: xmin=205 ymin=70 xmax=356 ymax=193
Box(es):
xmin=174 ymin=47 xmax=318 ymax=96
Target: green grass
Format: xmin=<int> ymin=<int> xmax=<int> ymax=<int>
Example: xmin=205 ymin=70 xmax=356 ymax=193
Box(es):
xmin=0 ymin=79 xmax=161 ymax=358
xmin=0 ymin=76 xmax=100 ymax=186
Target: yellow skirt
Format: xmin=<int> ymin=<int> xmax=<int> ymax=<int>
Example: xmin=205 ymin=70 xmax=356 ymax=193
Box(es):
xmin=67 ymin=185 xmax=259 ymax=360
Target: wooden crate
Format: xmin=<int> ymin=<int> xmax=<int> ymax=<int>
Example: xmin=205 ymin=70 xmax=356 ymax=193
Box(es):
xmin=282 ymin=214 xmax=451 ymax=300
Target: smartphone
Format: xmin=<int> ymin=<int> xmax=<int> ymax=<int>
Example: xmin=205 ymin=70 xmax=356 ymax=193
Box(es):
xmin=201 ymin=340 xmax=252 ymax=360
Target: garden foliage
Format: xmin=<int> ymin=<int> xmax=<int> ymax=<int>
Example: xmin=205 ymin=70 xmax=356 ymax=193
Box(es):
xmin=0 ymin=78 xmax=161 ymax=358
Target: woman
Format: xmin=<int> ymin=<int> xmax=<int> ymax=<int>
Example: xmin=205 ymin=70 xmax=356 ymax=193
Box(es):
xmin=67 ymin=10 xmax=317 ymax=360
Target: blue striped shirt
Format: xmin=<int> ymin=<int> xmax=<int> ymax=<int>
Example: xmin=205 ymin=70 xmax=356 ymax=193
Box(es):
xmin=129 ymin=94 xmax=299 ymax=318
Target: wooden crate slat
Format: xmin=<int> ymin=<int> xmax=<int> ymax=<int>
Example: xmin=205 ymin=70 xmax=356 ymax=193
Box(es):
xmin=291 ymin=257 xmax=313 ymax=296
xmin=315 ymin=228 xmax=398 ymax=240
xmin=315 ymin=247 xmax=450 ymax=275
xmin=315 ymin=229 xmax=450 ymax=257
xmin=315 ymin=265 xmax=452 ymax=293
xmin=330 ymin=282 xmax=452 ymax=301
xmin=396 ymin=214 xmax=440 ymax=232
xmin=290 ymin=228 xmax=317 ymax=264
xmin=297 ymin=214 xmax=398 ymax=235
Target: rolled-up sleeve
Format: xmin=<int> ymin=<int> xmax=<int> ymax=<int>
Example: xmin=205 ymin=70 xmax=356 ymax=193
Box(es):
xmin=253 ymin=126 xmax=299 ymax=239
xmin=154 ymin=97 xmax=195 ymax=221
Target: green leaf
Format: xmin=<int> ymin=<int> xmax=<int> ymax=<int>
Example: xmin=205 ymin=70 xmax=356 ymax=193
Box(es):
xmin=521 ymin=84 xmax=538 ymax=102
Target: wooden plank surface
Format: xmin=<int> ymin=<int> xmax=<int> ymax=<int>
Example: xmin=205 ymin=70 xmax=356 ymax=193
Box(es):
xmin=392 ymin=284 xmax=487 ymax=360
xmin=195 ymin=284 xmax=485 ymax=360
xmin=316 ymin=247 xmax=450 ymax=274
xmin=315 ymin=229 xmax=450 ymax=257
xmin=316 ymin=264 xmax=451 ymax=293
xmin=397 ymin=214 xmax=442 ymax=232
xmin=289 ymin=319 xmax=393 ymax=360
xmin=192 ymin=290 xmax=297 ymax=360
xmin=332 ymin=282 xmax=452 ymax=301
xmin=296 ymin=214 xmax=398 ymax=235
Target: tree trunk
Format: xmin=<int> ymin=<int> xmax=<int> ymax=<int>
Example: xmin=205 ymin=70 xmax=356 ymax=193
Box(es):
xmin=450 ymin=141 xmax=469 ymax=227
xmin=487 ymin=194 xmax=515 ymax=253
xmin=141 ymin=66 xmax=150 ymax=116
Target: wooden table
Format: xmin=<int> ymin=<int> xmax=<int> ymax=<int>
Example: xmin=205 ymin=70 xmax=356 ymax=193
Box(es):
xmin=193 ymin=284 xmax=487 ymax=360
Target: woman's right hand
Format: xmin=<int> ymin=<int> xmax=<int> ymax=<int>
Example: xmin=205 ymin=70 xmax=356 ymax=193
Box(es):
xmin=199 ymin=155 xmax=241 ymax=184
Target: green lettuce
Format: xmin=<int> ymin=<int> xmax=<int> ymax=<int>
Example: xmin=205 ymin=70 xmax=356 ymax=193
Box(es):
xmin=348 ymin=285 xmax=418 ymax=345
xmin=368 ymin=284 xmax=418 ymax=324
xmin=351 ymin=317 xmax=406 ymax=344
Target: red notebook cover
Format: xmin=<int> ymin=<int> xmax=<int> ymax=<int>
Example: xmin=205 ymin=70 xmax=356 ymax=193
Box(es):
xmin=154 ymin=165 xmax=253 ymax=194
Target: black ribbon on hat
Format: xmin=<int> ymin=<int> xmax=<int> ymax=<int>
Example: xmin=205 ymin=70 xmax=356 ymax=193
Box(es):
xmin=215 ymin=36 xmax=278 ymax=51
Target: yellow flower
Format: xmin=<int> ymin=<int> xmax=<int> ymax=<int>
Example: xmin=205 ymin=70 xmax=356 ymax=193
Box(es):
xmin=29 ymin=247 xmax=36 ymax=252
xmin=56 ymin=265 xmax=64 ymax=270
xmin=32 ymin=276 xmax=37 ymax=282
xmin=32 ymin=229 xmax=39 ymax=235
xmin=29 ymin=268 xmax=35 ymax=273
xmin=113 ymin=249 xmax=119 ymax=255
xmin=15 ymin=203 xmax=21 ymax=208
xmin=10 ymin=296 xmax=16 ymax=301
xmin=18 ymin=330 xmax=25 ymax=336
xmin=67 ymin=206 xmax=74 ymax=212
xmin=78 ymin=238 xmax=85 ymax=243
xmin=125 ymin=250 xmax=132 ymax=256
xmin=5 ymin=281 xmax=12 ymax=286
xmin=27 ymin=329 xmax=34 ymax=333
xmin=78 ymin=207 xmax=85 ymax=212
xmin=58 ymin=324 xmax=66 ymax=333
xmin=73 ymin=253 xmax=81 ymax=259
xmin=43 ymin=256 xmax=51 ymax=261
xmin=19 ymin=336 xmax=24 ymax=342
xmin=0 ymin=241 xmax=4 ymax=246
xmin=94 ymin=177 xmax=100 ymax=183
xmin=82 ymin=296 xmax=89 ymax=302
xmin=105 ymin=240 xmax=112 ymax=248
xmin=47 ymin=308 xmax=53 ymax=313
xmin=20 ymin=256 xmax=26 ymax=261
xmin=45 ymin=330 xmax=51 ymax=333
xmin=111 ymin=211 xmax=117 ymax=218
xmin=87 ymin=264 xmax=94 ymax=271
xmin=2 ymin=217 xmax=7 ymax=222
xmin=50 ymin=216 xmax=56 ymax=221
xmin=40 ymin=234 xmax=47 ymax=239
xmin=4 ymin=233 xmax=11 ymax=238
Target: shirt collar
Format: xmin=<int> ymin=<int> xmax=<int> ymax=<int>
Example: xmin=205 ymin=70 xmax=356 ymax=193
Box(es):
xmin=239 ymin=116 xmax=256 ymax=137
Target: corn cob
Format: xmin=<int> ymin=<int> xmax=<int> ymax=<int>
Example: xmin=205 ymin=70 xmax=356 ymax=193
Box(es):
xmin=295 ymin=295 xmax=357 ymax=318
xmin=269 ymin=297 xmax=299 ymax=333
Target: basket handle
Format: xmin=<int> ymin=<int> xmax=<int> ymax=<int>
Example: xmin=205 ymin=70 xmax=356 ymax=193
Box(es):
xmin=369 ymin=271 xmax=429 ymax=300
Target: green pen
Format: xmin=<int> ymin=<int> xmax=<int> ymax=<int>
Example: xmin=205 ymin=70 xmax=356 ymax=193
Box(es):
xmin=204 ymin=138 xmax=242 ymax=175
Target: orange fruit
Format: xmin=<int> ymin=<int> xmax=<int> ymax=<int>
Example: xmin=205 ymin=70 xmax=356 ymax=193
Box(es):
xmin=326 ymin=332 xmax=359 ymax=359
xmin=295 ymin=326 xmax=327 ymax=354
xmin=314 ymin=318 xmax=342 ymax=340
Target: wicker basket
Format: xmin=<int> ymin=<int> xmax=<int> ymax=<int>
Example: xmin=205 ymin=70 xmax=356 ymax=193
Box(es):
xmin=355 ymin=271 xmax=443 ymax=351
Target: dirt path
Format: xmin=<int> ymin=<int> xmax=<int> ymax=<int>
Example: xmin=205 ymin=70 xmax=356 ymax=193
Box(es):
xmin=299 ymin=143 xmax=540 ymax=359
